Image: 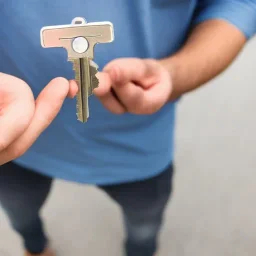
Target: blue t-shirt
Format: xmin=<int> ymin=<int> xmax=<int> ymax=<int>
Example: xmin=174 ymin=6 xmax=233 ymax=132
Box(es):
xmin=1 ymin=0 xmax=256 ymax=185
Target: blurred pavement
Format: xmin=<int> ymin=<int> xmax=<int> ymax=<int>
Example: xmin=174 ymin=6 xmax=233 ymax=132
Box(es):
xmin=1 ymin=37 xmax=256 ymax=256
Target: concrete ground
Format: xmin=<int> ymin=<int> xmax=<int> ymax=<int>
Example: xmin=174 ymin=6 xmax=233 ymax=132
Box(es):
xmin=1 ymin=38 xmax=256 ymax=256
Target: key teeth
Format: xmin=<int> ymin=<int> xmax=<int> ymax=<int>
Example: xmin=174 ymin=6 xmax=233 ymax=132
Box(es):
xmin=88 ymin=62 xmax=99 ymax=96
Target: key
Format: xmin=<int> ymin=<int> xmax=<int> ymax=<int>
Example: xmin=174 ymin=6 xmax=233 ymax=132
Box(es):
xmin=40 ymin=17 xmax=114 ymax=122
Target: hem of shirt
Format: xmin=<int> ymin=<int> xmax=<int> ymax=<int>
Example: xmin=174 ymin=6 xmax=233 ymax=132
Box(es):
xmin=13 ymin=152 xmax=173 ymax=186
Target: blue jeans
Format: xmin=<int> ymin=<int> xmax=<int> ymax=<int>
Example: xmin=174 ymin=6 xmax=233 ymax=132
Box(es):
xmin=0 ymin=162 xmax=173 ymax=256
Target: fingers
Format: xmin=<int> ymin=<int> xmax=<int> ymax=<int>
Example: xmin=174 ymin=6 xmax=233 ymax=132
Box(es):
xmin=32 ymin=77 xmax=70 ymax=127
xmin=112 ymin=81 xmax=167 ymax=114
xmin=104 ymin=58 xmax=160 ymax=88
xmin=94 ymin=58 xmax=172 ymax=115
xmin=95 ymin=60 xmax=152 ymax=114
xmin=112 ymin=82 xmax=146 ymax=114
xmin=103 ymin=59 xmax=160 ymax=114
xmin=0 ymin=75 xmax=35 ymax=151
xmin=94 ymin=72 xmax=126 ymax=114
xmin=0 ymin=77 xmax=71 ymax=165
xmin=105 ymin=59 xmax=172 ymax=114
xmin=98 ymin=90 xmax=127 ymax=114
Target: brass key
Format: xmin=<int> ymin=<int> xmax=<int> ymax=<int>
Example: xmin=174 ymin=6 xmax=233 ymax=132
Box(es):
xmin=40 ymin=17 xmax=114 ymax=122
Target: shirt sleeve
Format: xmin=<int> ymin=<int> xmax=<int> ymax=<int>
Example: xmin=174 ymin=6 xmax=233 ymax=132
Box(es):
xmin=193 ymin=0 xmax=256 ymax=39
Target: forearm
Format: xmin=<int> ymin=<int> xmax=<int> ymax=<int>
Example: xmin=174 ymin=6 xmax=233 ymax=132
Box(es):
xmin=161 ymin=20 xmax=247 ymax=101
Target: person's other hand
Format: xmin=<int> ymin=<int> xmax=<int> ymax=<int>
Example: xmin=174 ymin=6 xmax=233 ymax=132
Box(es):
xmin=94 ymin=58 xmax=172 ymax=114
xmin=0 ymin=73 xmax=77 ymax=165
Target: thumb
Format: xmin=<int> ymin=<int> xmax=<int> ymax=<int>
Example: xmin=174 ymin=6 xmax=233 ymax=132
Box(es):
xmin=0 ymin=77 xmax=71 ymax=165
xmin=33 ymin=77 xmax=72 ymax=126
xmin=18 ymin=77 xmax=70 ymax=144
xmin=93 ymin=72 xmax=112 ymax=97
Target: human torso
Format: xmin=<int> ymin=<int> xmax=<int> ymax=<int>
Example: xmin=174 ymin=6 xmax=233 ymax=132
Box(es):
xmin=0 ymin=0 xmax=197 ymax=184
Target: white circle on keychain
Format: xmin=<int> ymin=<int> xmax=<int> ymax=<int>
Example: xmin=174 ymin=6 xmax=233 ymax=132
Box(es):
xmin=72 ymin=37 xmax=89 ymax=53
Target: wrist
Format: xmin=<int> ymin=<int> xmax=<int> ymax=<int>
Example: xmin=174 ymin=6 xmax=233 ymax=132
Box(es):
xmin=159 ymin=56 xmax=182 ymax=101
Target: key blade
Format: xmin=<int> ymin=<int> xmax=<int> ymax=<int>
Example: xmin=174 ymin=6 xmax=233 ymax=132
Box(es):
xmin=72 ymin=58 xmax=90 ymax=122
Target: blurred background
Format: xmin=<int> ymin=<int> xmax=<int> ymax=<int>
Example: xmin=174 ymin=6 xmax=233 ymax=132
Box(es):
xmin=0 ymin=37 xmax=256 ymax=256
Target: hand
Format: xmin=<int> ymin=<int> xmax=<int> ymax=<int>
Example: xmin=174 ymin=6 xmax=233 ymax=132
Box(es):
xmin=0 ymin=73 xmax=78 ymax=165
xmin=94 ymin=58 xmax=172 ymax=114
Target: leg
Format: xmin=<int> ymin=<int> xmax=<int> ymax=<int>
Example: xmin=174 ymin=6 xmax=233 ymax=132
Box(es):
xmin=100 ymin=164 xmax=174 ymax=256
xmin=0 ymin=162 xmax=53 ymax=254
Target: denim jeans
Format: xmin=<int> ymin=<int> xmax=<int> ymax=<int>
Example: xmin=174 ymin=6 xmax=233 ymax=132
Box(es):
xmin=0 ymin=162 xmax=173 ymax=256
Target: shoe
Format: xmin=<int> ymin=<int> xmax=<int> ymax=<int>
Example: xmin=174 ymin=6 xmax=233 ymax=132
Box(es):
xmin=25 ymin=247 xmax=55 ymax=256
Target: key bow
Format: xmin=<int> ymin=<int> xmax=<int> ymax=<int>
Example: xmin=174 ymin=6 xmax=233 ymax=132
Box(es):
xmin=40 ymin=17 xmax=114 ymax=60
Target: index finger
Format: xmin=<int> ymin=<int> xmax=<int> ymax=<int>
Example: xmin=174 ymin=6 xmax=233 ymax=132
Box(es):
xmin=103 ymin=58 xmax=150 ymax=85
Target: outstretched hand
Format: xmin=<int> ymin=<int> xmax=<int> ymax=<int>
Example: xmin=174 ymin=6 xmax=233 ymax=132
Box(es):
xmin=0 ymin=73 xmax=77 ymax=165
